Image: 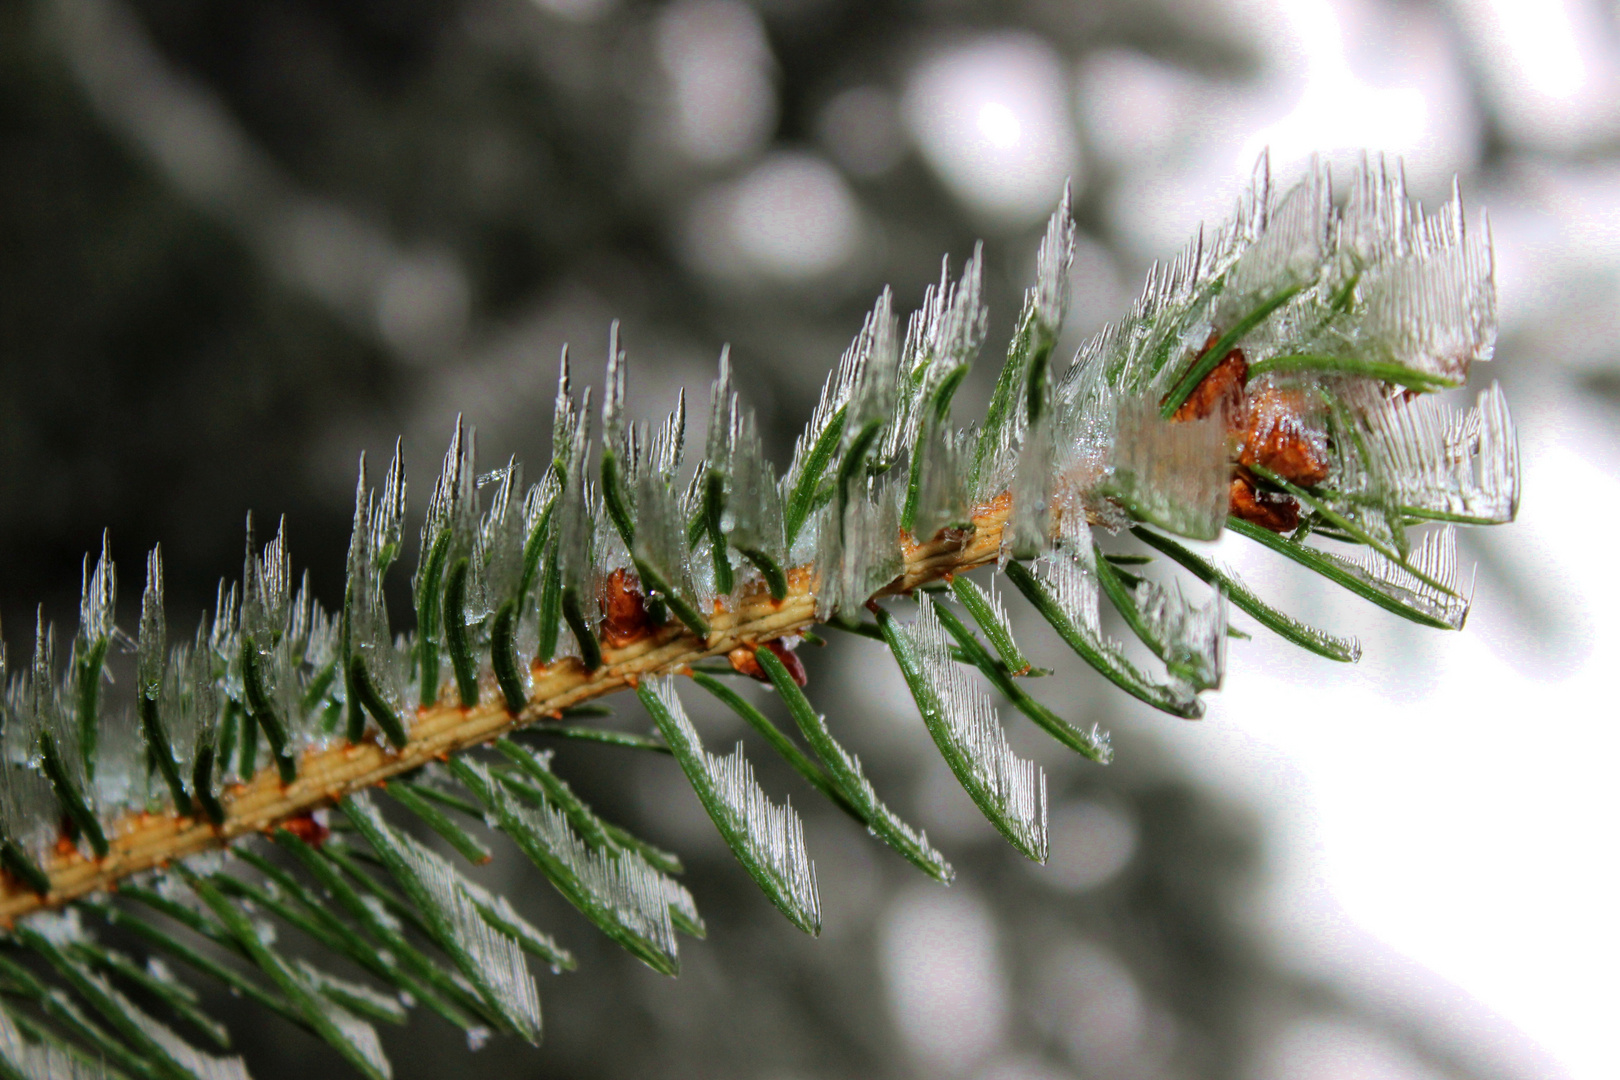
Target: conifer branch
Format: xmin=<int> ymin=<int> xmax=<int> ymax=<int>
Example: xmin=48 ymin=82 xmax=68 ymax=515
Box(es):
xmin=0 ymin=154 xmax=1520 ymax=1077
xmin=0 ymin=506 xmax=1008 ymax=922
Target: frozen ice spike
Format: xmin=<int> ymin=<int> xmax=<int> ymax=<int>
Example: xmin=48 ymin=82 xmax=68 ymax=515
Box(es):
xmin=875 ymin=594 xmax=1047 ymax=863
xmin=448 ymin=758 xmax=680 ymax=976
xmin=637 ymin=677 xmax=822 ymax=936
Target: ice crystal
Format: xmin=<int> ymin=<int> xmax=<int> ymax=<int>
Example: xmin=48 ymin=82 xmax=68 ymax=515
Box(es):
xmin=295 ymin=960 xmax=407 ymax=1026
xmin=478 ymin=458 xmax=526 ymax=607
xmin=453 ymin=759 xmax=680 ymax=975
xmin=1344 ymin=524 xmax=1472 ymax=629
xmin=950 ymin=576 xmax=1033 ymax=676
xmin=397 ymin=836 xmax=541 ymax=1040
xmin=782 ymin=293 xmax=886 ymax=513
xmin=972 ymin=188 xmax=1076 ymax=503
xmin=1213 ymin=161 xmax=1328 ymax=331
xmin=487 ymin=739 xmax=701 ymax=938
xmin=901 ymin=248 xmax=988 ymax=391
xmin=639 ymin=677 xmax=821 ymax=935
xmin=815 ymin=473 xmax=902 ymax=620
xmin=292 ymin=968 xmax=395 ymax=1075
xmin=702 ymin=349 xmax=789 ymax=599
xmin=1011 ymin=517 xmax=1204 ymax=719
xmin=888 ymin=595 xmax=1047 ymax=862
xmin=633 ymin=438 xmax=702 ymax=626
xmin=457 ymin=877 xmax=574 ymax=972
xmin=1128 ymin=577 xmax=1227 ymax=692
xmin=342 ymin=794 xmax=542 ymax=1043
xmin=1351 ymin=380 xmax=1519 ymax=525
xmin=100 ymin=973 xmax=253 ymax=1080
xmin=0 ymin=156 xmax=1523 ymax=1074
xmin=894 ymin=248 xmax=987 ymax=480
xmin=0 ymin=1005 xmax=110 ymax=1080
xmin=727 ymin=409 xmax=788 ymax=581
xmin=754 ymin=651 xmax=952 ymax=883
xmin=1350 ymin=183 xmax=1495 ymax=384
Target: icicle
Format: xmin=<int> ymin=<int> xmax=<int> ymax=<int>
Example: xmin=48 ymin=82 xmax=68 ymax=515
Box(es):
xmin=372 ymin=440 xmax=407 ymax=565
xmin=1355 ymin=381 xmax=1519 ymax=525
xmin=488 ymin=740 xmax=703 ymax=939
xmin=698 ymin=351 xmax=740 ymax=599
xmin=178 ymin=869 xmax=390 ymax=1080
xmin=783 ymin=289 xmax=896 ymax=548
xmin=0 ymin=724 xmax=57 ymax=880
xmin=949 ymin=577 xmax=1033 ymax=676
xmin=295 ymin=959 xmax=407 ymax=1027
xmin=1032 ymin=182 xmax=1077 ymax=336
xmin=394 ymin=835 xmax=541 ymax=1040
xmin=551 ymin=346 xmax=576 ymax=473
xmin=631 ymin=433 xmax=708 ymax=638
xmin=840 ymin=290 xmax=901 ymax=468
xmin=455 ymin=877 xmax=575 ymax=972
xmin=602 ymin=322 xmax=629 ymax=462
xmin=133 ymin=547 xmax=189 ymax=814
xmin=903 ymin=247 xmax=988 ymax=379
xmin=1127 ymin=576 xmax=1227 ymax=692
xmin=342 ymin=447 xmax=410 ymax=747
xmin=1131 ymin=525 xmax=1361 ymax=662
xmin=1346 ymin=525 xmax=1472 ymax=629
xmin=726 ymin=408 xmax=788 ymax=599
xmin=73 ymin=533 xmax=115 ymax=780
xmin=341 ymin=793 xmax=541 ymax=1043
xmin=877 ymin=594 xmax=1047 ymax=862
xmin=238 ymin=518 xmax=300 ymax=782
xmin=752 ymin=647 xmax=953 ymax=883
xmin=0 ymin=1003 xmax=112 ymax=1080
xmin=1209 ymin=159 xmax=1328 ymax=338
xmin=29 ymin=613 xmax=108 ymax=858
xmin=973 ymin=190 xmax=1076 ymax=500
xmin=1007 ymin=390 xmax=1057 ymax=557
xmin=449 ymin=758 xmax=681 ymax=975
xmin=480 ymin=459 xmax=524 ymax=602
xmin=894 ymin=246 xmax=988 ymax=476
xmin=1004 ymin=522 xmax=1204 ymax=718
xmin=907 ymin=423 xmax=970 ymax=542
xmin=414 ymin=418 xmax=479 ymax=708
xmin=926 ymin=596 xmax=1114 ymax=763
xmin=815 ymin=473 xmax=902 ymax=620
xmin=19 ymin=917 xmax=255 ymax=1080
xmin=636 ymin=677 xmax=822 ymax=935
xmin=105 ymin=977 xmax=254 ymax=1080
xmin=655 ymin=389 xmax=687 ymax=478
xmin=556 ymin=391 xmax=601 ymax=670
xmin=1350 ymin=176 xmax=1495 ymax=386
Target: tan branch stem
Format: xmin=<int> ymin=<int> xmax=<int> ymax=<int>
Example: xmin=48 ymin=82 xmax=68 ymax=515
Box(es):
xmin=0 ymin=499 xmax=1012 ymax=922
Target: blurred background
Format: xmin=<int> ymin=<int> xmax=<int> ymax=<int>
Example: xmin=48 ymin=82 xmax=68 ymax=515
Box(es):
xmin=1 ymin=0 xmax=1616 ymax=1077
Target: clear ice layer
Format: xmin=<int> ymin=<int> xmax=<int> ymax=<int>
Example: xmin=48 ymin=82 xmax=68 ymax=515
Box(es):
xmin=1105 ymin=400 xmax=1229 ymax=541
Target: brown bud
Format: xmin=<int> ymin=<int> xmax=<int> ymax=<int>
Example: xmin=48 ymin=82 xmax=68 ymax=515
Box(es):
xmin=727 ymin=638 xmax=808 ymax=687
xmin=599 ymin=567 xmax=653 ymax=650
xmin=1170 ymin=334 xmax=1249 ymax=425
xmin=280 ymin=811 xmax=331 ymax=848
xmin=1229 ymin=471 xmax=1301 ymax=532
xmin=1238 ymin=385 xmax=1330 ymax=487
